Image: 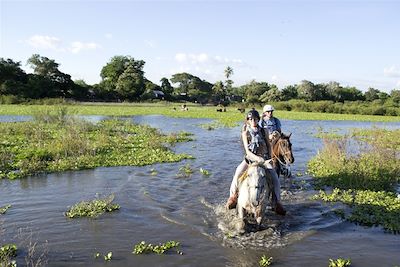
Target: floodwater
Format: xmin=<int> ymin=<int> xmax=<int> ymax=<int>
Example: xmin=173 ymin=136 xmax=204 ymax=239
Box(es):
xmin=0 ymin=115 xmax=399 ymax=267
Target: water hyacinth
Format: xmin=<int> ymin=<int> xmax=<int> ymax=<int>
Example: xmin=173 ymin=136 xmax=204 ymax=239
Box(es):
xmin=0 ymin=204 xmax=11 ymax=214
xmin=132 ymin=240 xmax=181 ymax=255
xmin=65 ymin=194 xmax=120 ymax=218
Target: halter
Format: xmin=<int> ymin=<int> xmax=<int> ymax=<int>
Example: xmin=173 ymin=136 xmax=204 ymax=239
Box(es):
xmin=272 ymin=137 xmax=293 ymax=179
xmin=272 ymin=138 xmax=292 ymax=166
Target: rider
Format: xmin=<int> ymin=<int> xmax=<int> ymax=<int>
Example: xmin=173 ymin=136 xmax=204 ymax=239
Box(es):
xmin=259 ymin=105 xmax=281 ymax=142
xmin=225 ymin=109 xmax=286 ymax=215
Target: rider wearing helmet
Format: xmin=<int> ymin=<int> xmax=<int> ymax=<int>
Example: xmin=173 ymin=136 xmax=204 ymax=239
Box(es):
xmin=259 ymin=105 xmax=281 ymax=142
xmin=226 ymin=108 xmax=286 ymax=215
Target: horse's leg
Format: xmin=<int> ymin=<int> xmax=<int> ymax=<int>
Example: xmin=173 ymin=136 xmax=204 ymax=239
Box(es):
xmin=236 ymin=205 xmax=246 ymax=232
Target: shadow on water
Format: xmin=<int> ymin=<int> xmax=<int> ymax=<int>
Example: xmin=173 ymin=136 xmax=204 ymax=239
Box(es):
xmin=1 ymin=115 xmax=400 ymax=266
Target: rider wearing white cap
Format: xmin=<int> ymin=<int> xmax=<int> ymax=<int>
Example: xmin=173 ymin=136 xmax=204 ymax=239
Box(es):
xmin=260 ymin=105 xmax=281 ymax=141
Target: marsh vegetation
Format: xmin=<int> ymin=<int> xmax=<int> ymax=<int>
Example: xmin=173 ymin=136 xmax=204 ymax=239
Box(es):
xmin=309 ymin=128 xmax=400 ymax=232
xmin=0 ymin=107 xmax=192 ymax=180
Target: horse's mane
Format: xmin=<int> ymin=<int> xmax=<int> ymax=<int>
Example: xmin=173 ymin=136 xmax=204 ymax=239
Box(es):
xmin=238 ymin=168 xmax=249 ymax=183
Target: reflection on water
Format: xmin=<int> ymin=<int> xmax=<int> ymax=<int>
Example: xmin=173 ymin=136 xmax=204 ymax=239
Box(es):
xmin=0 ymin=115 xmax=399 ymax=266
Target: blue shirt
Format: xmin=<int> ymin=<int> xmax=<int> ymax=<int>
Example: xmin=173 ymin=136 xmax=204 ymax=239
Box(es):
xmin=259 ymin=117 xmax=281 ymax=134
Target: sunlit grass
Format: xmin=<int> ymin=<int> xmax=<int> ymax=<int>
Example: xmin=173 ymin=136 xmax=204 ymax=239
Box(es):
xmin=309 ymin=128 xmax=400 ymax=233
xmin=1 ymin=103 xmax=399 ymax=129
xmin=0 ymin=109 xmax=193 ymax=179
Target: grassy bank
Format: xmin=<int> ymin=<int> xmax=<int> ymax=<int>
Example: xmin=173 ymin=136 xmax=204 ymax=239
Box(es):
xmin=1 ymin=103 xmax=400 ymax=128
xmin=0 ymin=110 xmax=192 ymax=179
xmin=308 ymin=128 xmax=400 ymax=233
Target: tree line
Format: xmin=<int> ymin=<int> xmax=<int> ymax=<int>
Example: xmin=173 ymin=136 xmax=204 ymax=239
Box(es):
xmin=1 ymin=54 xmax=400 ymax=113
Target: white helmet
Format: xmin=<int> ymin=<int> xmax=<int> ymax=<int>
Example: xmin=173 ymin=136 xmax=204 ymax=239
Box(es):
xmin=263 ymin=105 xmax=274 ymax=113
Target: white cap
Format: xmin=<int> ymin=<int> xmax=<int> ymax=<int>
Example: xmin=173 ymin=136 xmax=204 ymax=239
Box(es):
xmin=263 ymin=105 xmax=274 ymax=112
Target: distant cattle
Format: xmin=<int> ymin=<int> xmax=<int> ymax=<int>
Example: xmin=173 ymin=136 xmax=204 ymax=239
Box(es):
xmin=237 ymin=108 xmax=245 ymax=113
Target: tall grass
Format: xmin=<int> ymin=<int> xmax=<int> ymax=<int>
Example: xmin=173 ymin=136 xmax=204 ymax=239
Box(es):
xmin=309 ymin=128 xmax=400 ymax=232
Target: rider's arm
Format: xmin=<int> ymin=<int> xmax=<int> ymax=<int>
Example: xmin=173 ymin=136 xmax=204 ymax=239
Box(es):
xmin=241 ymin=128 xmax=264 ymax=163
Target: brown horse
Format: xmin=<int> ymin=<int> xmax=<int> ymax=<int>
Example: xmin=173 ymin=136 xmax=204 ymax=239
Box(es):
xmin=271 ymin=133 xmax=294 ymax=184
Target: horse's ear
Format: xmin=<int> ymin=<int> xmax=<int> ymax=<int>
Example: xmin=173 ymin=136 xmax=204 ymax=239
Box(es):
xmin=288 ymin=132 xmax=292 ymax=138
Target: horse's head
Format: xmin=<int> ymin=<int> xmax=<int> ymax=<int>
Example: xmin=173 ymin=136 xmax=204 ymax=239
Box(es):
xmin=273 ymin=133 xmax=294 ymax=164
xmin=246 ymin=164 xmax=267 ymax=207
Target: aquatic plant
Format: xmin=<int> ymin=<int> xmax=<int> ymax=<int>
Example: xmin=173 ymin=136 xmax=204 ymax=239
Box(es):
xmin=94 ymin=251 xmax=113 ymax=261
xmin=133 ymin=240 xmax=182 ymax=255
xmin=328 ymin=257 xmax=351 ymax=267
xmin=259 ymin=255 xmax=273 ymax=267
xmin=104 ymin=252 xmax=112 ymax=261
xmin=0 ymin=205 xmax=11 ymax=214
xmin=65 ymin=194 xmax=120 ymax=218
xmin=313 ymin=189 xmax=400 ymax=233
xmin=0 ymin=119 xmax=192 ymax=179
xmin=0 ymin=243 xmax=17 ymax=267
xmin=177 ymin=164 xmax=193 ymax=178
xmin=309 ymin=128 xmax=400 ymax=233
xmin=199 ymin=168 xmax=210 ymax=176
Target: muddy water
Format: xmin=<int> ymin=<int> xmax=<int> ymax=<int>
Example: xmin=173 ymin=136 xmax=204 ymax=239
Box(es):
xmin=0 ymin=115 xmax=399 ymax=267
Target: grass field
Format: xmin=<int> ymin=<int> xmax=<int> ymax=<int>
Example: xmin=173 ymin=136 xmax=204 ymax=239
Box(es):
xmin=1 ymin=102 xmax=399 ymax=127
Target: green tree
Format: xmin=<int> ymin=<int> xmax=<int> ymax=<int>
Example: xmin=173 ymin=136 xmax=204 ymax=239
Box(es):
xmin=212 ymin=81 xmax=225 ymax=102
xmin=224 ymin=66 xmax=234 ymax=95
xmin=364 ymin=87 xmax=380 ymax=101
xmin=281 ymin=85 xmax=298 ymax=101
xmin=115 ymin=64 xmax=145 ymax=100
xmin=160 ymin=77 xmax=173 ymax=96
xmin=0 ymin=58 xmax=28 ymax=96
xmin=260 ymin=87 xmax=282 ymax=102
xmin=390 ymin=89 xmax=400 ymax=104
xmin=100 ymin=55 xmax=145 ymax=96
xmin=27 ymin=54 xmax=74 ymax=97
xmin=297 ymin=80 xmax=326 ymax=101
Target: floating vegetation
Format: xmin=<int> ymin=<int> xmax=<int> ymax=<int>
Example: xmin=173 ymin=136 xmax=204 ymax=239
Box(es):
xmin=259 ymin=255 xmax=273 ymax=267
xmin=313 ymin=189 xmax=400 ymax=233
xmin=200 ymin=121 xmax=221 ymax=130
xmin=0 ymin=204 xmax=11 ymax=214
xmin=65 ymin=194 xmax=120 ymax=218
xmin=0 ymin=243 xmax=17 ymax=267
xmin=132 ymin=240 xmax=182 ymax=255
xmin=199 ymin=168 xmax=210 ymax=176
xmin=0 ymin=116 xmax=192 ymax=179
xmin=149 ymin=168 xmax=158 ymax=175
xmin=177 ymin=164 xmax=193 ymax=178
xmin=329 ymin=258 xmax=351 ymax=267
xmin=94 ymin=251 xmax=113 ymax=261
xmin=309 ymin=128 xmax=400 ymax=233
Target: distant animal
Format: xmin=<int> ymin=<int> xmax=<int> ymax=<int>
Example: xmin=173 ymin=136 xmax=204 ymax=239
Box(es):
xmin=271 ymin=132 xmax=294 ymax=187
xmin=236 ymin=163 xmax=272 ymax=231
xmin=237 ymin=108 xmax=245 ymax=113
xmin=216 ymin=108 xmax=223 ymax=112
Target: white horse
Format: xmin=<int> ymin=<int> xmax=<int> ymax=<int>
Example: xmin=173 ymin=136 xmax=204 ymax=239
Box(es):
xmin=236 ymin=163 xmax=272 ymax=231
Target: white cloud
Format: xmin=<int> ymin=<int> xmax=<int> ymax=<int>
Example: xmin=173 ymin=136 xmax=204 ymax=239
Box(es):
xmin=105 ymin=33 xmax=113 ymax=39
xmin=174 ymin=53 xmax=244 ymax=66
xmin=69 ymin=42 xmax=101 ymax=54
xmin=26 ymin=35 xmax=100 ymax=54
xmin=175 ymin=53 xmax=187 ymax=63
xmin=27 ymin=35 xmax=63 ymax=51
xmin=384 ymin=65 xmax=400 ymax=77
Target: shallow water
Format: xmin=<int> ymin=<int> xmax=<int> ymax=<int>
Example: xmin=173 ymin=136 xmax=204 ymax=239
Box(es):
xmin=0 ymin=115 xmax=399 ymax=266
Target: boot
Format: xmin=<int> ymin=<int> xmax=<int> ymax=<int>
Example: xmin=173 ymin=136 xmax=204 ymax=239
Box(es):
xmin=226 ymin=192 xmax=238 ymax=209
xmin=275 ymin=202 xmax=286 ymax=216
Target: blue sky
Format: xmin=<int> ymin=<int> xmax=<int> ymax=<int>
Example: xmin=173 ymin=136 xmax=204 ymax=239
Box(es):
xmin=1 ymin=0 xmax=400 ymax=93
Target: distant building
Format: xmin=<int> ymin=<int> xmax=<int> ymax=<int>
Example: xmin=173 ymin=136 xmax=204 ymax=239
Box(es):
xmin=153 ymin=90 xmax=165 ymax=99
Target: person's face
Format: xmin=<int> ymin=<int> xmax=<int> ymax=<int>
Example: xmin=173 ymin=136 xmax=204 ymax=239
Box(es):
xmin=247 ymin=117 xmax=259 ymax=126
xmin=264 ymin=111 xmax=273 ymax=118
